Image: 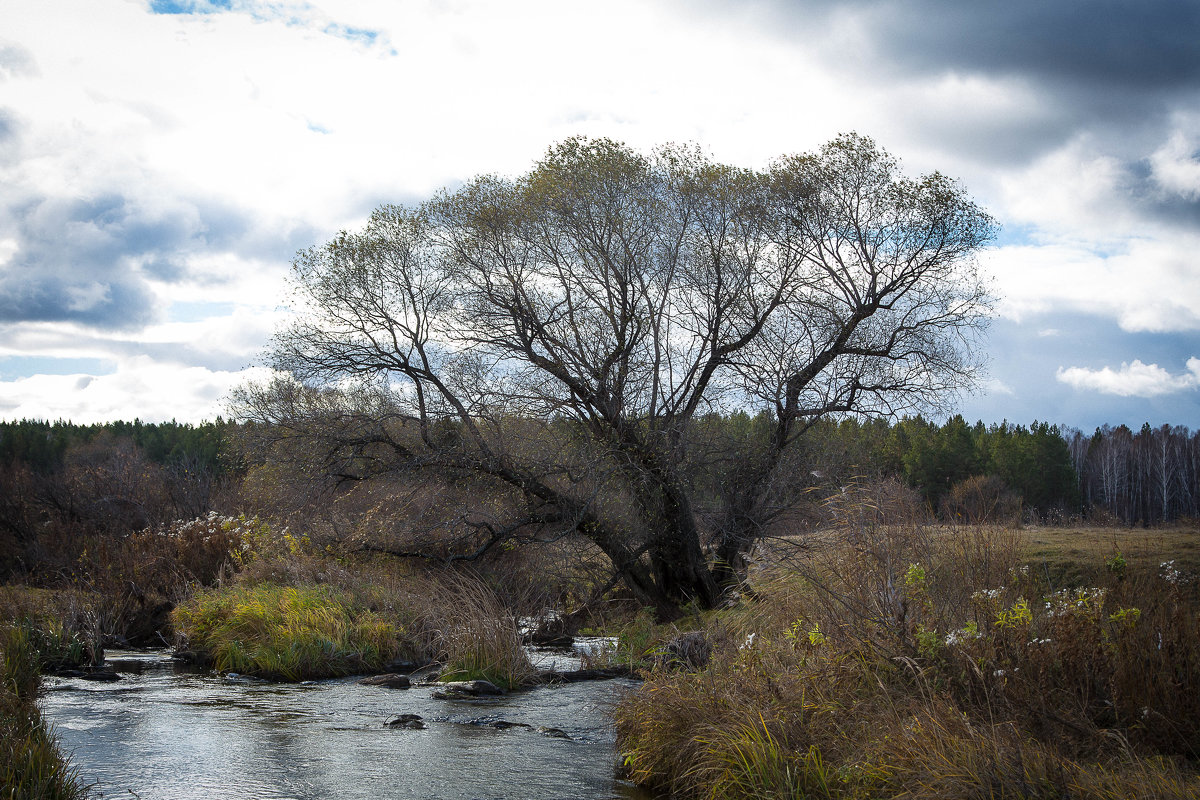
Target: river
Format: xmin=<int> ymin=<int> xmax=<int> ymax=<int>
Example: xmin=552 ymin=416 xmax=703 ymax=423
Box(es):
xmin=40 ymin=646 xmax=649 ymax=800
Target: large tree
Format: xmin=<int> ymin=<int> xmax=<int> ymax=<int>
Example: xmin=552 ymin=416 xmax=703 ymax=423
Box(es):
xmin=234 ymin=134 xmax=994 ymax=615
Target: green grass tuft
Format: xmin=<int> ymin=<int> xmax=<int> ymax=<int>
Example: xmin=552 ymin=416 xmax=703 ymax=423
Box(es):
xmin=173 ymin=583 xmax=418 ymax=681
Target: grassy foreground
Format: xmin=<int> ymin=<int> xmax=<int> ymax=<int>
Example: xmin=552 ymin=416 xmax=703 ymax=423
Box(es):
xmin=0 ymin=625 xmax=89 ymax=799
xmin=615 ymin=507 xmax=1200 ymax=799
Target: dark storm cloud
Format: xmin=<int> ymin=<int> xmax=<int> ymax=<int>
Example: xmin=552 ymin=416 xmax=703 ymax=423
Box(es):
xmin=695 ymin=0 xmax=1200 ymax=234
xmin=1121 ymin=158 xmax=1200 ymax=229
xmin=712 ymin=0 xmax=1200 ymax=162
xmin=739 ymin=1 xmax=1200 ymax=89
xmin=864 ymin=2 xmax=1195 ymax=90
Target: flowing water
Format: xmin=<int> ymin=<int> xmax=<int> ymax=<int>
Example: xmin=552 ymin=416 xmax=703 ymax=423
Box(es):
xmin=40 ymin=645 xmax=650 ymax=800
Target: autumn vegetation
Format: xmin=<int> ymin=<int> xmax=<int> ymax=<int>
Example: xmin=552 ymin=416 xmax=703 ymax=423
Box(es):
xmin=613 ymin=484 xmax=1200 ymax=799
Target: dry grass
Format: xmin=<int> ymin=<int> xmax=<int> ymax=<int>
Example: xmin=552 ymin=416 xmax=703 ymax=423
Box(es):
xmin=433 ymin=576 xmax=537 ymax=689
xmin=616 ymin=486 xmax=1200 ymax=800
xmin=1017 ymin=522 xmax=1200 ymax=586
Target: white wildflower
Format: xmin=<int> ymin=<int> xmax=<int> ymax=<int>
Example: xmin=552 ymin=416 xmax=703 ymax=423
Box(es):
xmin=1160 ymin=560 xmax=1191 ymax=585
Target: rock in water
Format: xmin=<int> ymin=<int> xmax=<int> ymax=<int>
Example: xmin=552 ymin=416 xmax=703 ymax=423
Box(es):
xmin=431 ymin=679 xmax=505 ymax=699
xmin=384 ymin=714 xmax=425 ymax=729
xmin=359 ymin=673 xmax=411 ymax=689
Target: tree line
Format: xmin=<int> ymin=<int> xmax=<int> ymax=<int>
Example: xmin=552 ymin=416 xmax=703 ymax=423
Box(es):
xmin=1067 ymin=423 xmax=1200 ymax=526
xmin=0 ymin=413 xmax=1195 ymax=581
xmin=0 ymin=419 xmax=235 ymax=575
xmin=795 ymin=415 xmax=1200 ymax=526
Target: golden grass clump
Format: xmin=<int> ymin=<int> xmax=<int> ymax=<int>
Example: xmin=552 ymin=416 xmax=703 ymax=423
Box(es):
xmin=434 ymin=576 xmax=537 ymax=690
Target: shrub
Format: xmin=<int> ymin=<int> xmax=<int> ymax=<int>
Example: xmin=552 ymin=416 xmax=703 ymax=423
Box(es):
xmin=941 ymin=474 xmax=1022 ymax=524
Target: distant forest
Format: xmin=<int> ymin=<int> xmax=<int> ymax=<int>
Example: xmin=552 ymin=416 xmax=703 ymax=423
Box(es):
xmin=0 ymin=415 xmax=1197 ymax=576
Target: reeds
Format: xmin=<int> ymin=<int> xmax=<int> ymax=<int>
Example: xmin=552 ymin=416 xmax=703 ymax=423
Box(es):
xmin=434 ymin=576 xmax=536 ymax=689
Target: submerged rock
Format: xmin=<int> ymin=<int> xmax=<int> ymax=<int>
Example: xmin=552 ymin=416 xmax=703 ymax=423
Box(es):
xmin=431 ymin=679 xmax=505 ymax=699
xmin=222 ymin=673 xmax=266 ymax=684
xmin=172 ymin=649 xmax=213 ymax=668
xmin=490 ymin=720 xmax=532 ymax=730
xmin=534 ymin=665 xmax=636 ymax=684
xmin=466 ymin=718 xmax=532 ymax=730
xmin=359 ymin=673 xmax=411 ymax=689
xmin=384 ymin=713 xmax=425 ymax=730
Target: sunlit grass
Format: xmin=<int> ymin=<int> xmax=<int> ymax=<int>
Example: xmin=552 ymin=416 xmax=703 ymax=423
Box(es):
xmin=173 ymin=583 xmax=419 ymax=680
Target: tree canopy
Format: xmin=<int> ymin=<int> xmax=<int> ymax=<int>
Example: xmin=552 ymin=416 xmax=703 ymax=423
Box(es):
xmin=234 ymin=133 xmax=995 ymax=614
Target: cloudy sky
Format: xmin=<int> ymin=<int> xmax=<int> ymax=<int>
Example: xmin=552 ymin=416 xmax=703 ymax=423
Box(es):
xmin=1 ymin=0 xmax=1197 ymax=431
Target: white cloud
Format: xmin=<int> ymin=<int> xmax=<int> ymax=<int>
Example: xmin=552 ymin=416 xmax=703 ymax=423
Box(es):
xmin=1150 ymin=129 xmax=1200 ymax=202
xmin=1 ymin=0 xmax=1199 ymax=426
xmin=0 ymin=361 xmax=277 ymax=424
xmin=985 ymin=236 xmax=1200 ymax=332
xmin=998 ymin=138 xmax=1141 ymax=238
xmin=1056 ymin=358 xmax=1200 ymax=398
xmin=983 ymin=378 xmax=1015 ymax=396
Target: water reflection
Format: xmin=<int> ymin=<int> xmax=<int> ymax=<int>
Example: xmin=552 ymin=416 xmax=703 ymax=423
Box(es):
xmin=42 ymin=649 xmax=648 ymax=800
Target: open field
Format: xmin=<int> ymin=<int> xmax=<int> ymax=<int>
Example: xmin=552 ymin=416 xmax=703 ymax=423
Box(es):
xmin=1019 ymin=522 xmax=1200 ymax=583
xmin=759 ymin=520 xmax=1200 ymax=584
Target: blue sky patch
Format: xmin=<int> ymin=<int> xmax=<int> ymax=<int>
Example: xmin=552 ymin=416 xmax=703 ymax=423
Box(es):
xmin=0 ymin=356 xmax=117 ymax=381
xmin=149 ymin=0 xmax=233 ymax=15
xmin=167 ymin=300 xmax=236 ymax=323
xmin=323 ymin=23 xmax=380 ymax=46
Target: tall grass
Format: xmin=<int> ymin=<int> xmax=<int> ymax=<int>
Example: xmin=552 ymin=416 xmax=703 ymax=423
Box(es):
xmin=0 ymin=625 xmax=90 ymax=799
xmin=434 ymin=576 xmax=536 ymax=690
xmin=615 ymin=485 xmax=1200 ymax=799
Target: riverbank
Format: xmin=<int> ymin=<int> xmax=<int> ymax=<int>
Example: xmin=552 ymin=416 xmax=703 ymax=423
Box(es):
xmin=613 ymin=519 xmax=1200 ymax=799
xmin=5 ymin=509 xmax=1200 ymax=799
xmin=0 ymin=625 xmax=90 ymax=799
